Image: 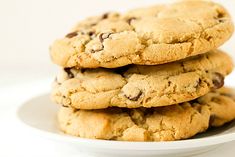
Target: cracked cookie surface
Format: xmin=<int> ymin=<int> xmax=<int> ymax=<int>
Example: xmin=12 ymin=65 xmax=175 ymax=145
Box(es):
xmin=50 ymin=1 xmax=233 ymax=68
xmin=52 ymin=50 xmax=233 ymax=109
xmin=57 ymin=87 xmax=235 ymax=141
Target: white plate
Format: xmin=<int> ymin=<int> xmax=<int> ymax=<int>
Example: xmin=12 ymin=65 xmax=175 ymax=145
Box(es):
xmin=17 ymin=91 xmax=235 ymax=157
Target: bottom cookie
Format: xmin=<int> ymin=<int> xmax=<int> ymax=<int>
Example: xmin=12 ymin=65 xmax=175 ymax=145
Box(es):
xmin=57 ymin=87 xmax=235 ymax=141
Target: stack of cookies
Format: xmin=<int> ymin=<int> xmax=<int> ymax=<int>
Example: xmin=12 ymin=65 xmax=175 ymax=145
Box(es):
xmin=50 ymin=1 xmax=235 ymax=141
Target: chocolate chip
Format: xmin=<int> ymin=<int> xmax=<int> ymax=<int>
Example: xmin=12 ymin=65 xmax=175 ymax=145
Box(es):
xmin=125 ymin=90 xmax=142 ymax=101
xmin=206 ymin=36 xmax=212 ymax=41
xmin=90 ymin=44 xmax=104 ymax=53
xmin=81 ymin=30 xmax=96 ymax=39
xmin=218 ymin=18 xmax=226 ymax=23
xmin=212 ymin=72 xmax=224 ymax=89
xmin=64 ymin=68 xmax=74 ymax=78
xmin=62 ymin=104 xmax=69 ymax=108
xmin=217 ymin=12 xmax=224 ymax=18
xmin=88 ymin=31 xmax=95 ymax=36
xmin=88 ymin=31 xmax=96 ymax=39
xmin=90 ymin=49 xmax=96 ymax=53
xmin=98 ymin=32 xmax=112 ymax=42
xmin=65 ymin=31 xmax=78 ymax=38
xmin=102 ymin=12 xmax=109 ymax=19
xmin=127 ymin=17 xmax=137 ymax=25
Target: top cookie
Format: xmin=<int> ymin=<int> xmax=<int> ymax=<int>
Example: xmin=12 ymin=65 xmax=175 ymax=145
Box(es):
xmin=50 ymin=1 xmax=233 ymax=68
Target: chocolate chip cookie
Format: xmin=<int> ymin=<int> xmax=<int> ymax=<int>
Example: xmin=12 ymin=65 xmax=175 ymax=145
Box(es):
xmin=57 ymin=87 xmax=235 ymax=141
xmin=50 ymin=1 xmax=233 ymax=68
xmin=52 ymin=50 xmax=233 ymax=109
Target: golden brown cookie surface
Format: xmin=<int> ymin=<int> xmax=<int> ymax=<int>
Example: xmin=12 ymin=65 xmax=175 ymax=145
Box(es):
xmin=57 ymin=87 xmax=235 ymax=141
xmin=52 ymin=50 xmax=233 ymax=109
xmin=50 ymin=1 xmax=233 ymax=68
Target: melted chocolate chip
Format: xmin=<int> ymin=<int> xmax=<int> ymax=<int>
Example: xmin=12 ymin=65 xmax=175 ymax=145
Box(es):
xmin=217 ymin=12 xmax=224 ymax=18
xmin=65 ymin=31 xmax=78 ymax=38
xmin=127 ymin=17 xmax=137 ymax=25
xmin=90 ymin=49 xmax=96 ymax=53
xmin=98 ymin=32 xmax=112 ymax=42
xmin=218 ymin=18 xmax=226 ymax=23
xmin=62 ymin=104 xmax=69 ymax=108
xmin=88 ymin=31 xmax=96 ymax=39
xmin=102 ymin=13 xmax=109 ymax=19
xmin=80 ymin=30 xmax=95 ymax=37
xmin=64 ymin=68 xmax=74 ymax=78
xmin=125 ymin=90 xmax=142 ymax=101
xmin=88 ymin=31 xmax=95 ymax=36
xmin=90 ymin=44 xmax=104 ymax=53
xmin=212 ymin=72 xmax=224 ymax=89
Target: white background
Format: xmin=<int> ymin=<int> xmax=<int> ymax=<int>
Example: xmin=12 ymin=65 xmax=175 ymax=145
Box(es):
xmin=0 ymin=0 xmax=235 ymax=157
